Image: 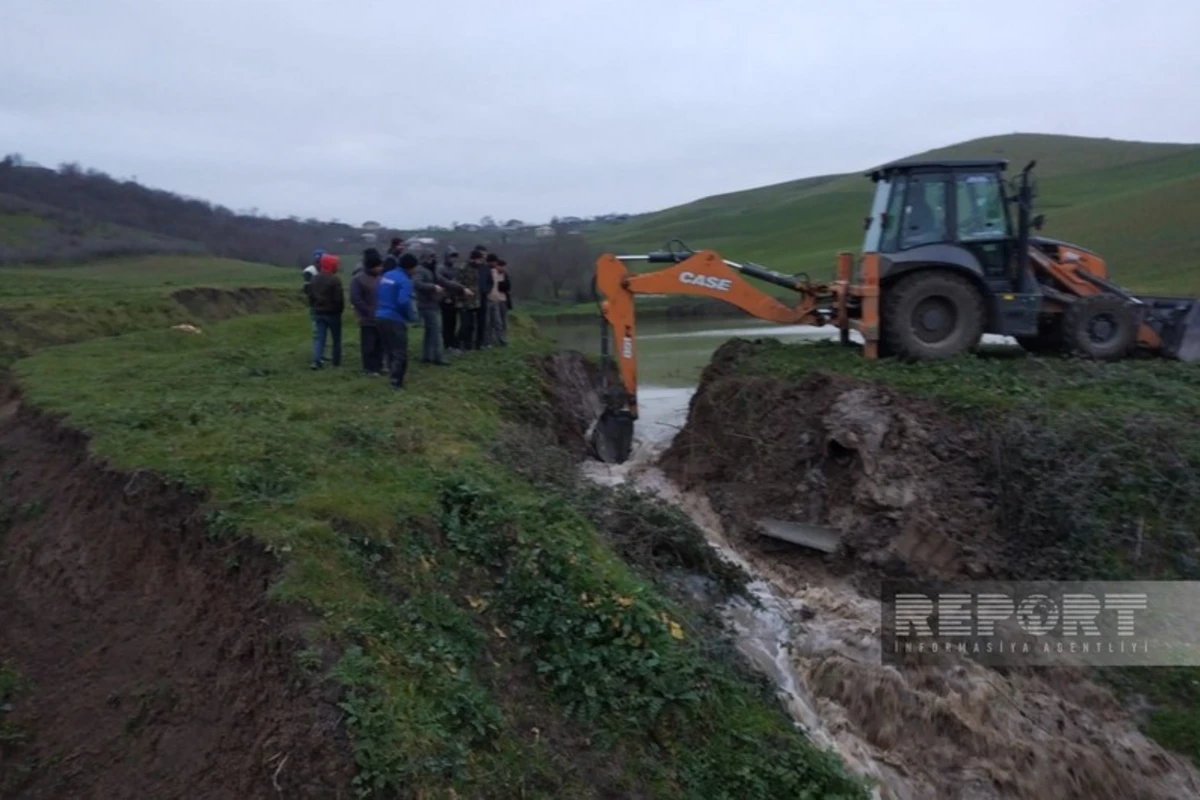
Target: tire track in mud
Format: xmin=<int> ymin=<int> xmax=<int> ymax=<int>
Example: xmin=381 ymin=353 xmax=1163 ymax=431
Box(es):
xmin=581 ymin=374 xmax=1200 ymax=800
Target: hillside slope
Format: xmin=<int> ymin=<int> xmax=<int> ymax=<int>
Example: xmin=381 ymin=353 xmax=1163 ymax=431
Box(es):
xmin=0 ymin=192 xmax=205 ymax=266
xmin=593 ymin=133 xmax=1200 ymax=295
xmin=0 ymin=158 xmax=397 ymax=267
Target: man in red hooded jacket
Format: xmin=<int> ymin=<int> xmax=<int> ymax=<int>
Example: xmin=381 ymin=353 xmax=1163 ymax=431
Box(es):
xmin=307 ymin=253 xmax=345 ymax=369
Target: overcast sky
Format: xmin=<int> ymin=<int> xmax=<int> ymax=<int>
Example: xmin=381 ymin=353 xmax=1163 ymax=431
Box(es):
xmin=3 ymin=0 xmax=1198 ymax=228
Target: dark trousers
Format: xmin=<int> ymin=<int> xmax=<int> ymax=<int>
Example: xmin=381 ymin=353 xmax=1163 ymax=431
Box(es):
xmin=378 ymin=319 xmax=409 ymax=388
xmin=441 ymin=304 xmax=458 ymax=350
xmin=359 ymin=323 xmax=383 ymax=373
xmin=312 ymin=313 xmax=342 ymax=366
xmin=419 ymin=307 xmax=444 ymax=363
xmin=458 ymin=307 xmax=477 ymax=351
xmin=474 ymin=303 xmax=488 ymax=349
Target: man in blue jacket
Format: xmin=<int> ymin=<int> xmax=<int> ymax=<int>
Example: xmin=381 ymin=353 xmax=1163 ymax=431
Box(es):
xmin=376 ymin=253 xmax=419 ymax=390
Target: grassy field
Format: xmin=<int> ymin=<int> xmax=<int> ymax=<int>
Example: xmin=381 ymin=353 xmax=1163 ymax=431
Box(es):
xmin=591 ymin=133 xmax=1200 ymax=296
xmin=0 ymin=254 xmax=295 ymax=297
xmin=0 ymin=254 xmax=301 ymax=366
xmin=8 ymin=311 xmax=868 ymax=799
xmin=723 ymin=338 xmax=1200 ymax=765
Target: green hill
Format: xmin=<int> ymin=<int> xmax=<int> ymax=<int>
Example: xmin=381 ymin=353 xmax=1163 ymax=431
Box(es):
xmin=0 ymin=191 xmax=207 ymax=265
xmin=592 ymin=133 xmax=1200 ymax=295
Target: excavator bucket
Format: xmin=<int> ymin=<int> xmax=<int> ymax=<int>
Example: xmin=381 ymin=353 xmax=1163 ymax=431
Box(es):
xmin=588 ymin=408 xmax=634 ymax=464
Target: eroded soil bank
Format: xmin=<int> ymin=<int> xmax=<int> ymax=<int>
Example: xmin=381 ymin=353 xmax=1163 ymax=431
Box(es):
xmin=652 ymin=339 xmax=1200 ymax=800
xmin=0 ymin=391 xmax=354 ymax=799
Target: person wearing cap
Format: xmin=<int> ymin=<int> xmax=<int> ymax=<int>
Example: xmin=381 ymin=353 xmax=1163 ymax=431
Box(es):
xmin=413 ymin=252 xmax=449 ymax=366
xmin=351 ymin=247 xmax=385 ymax=375
xmin=475 ymin=253 xmax=499 ymax=348
xmin=307 ymin=253 xmax=344 ymax=369
xmin=376 ymin=253 xmax=419 ymax=390
xmin=437 ymin=248 xmax=469 ymax=353
xmin=303 ymin=248 xmax=323 ymax=287
xmin=303 ymin=248 xmax=329 ymax=360
xmin=456 ymin=249 xmax=484 ymax=350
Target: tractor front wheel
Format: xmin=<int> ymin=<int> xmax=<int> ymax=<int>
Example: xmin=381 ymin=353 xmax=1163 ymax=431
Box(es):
xmin=1063 ymin=294 xmax=1138 ymax=360
xmin=881 ymin=271 xmax=986 ymax=361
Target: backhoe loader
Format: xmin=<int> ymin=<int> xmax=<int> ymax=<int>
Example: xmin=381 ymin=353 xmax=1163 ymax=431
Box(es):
xmin=589 ymin=159 xmax=1200 ymax=463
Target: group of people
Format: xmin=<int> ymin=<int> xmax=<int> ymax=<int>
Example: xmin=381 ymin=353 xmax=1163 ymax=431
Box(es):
xmin=302 ymin=238 xmax=513 ymax=391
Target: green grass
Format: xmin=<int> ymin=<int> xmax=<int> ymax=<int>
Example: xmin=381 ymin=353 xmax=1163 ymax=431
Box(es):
xmin=0 ymin=192 xmax=207 ymax=263
xmin=721 ymin=336 xmax=1200 ymax=767
xmin=0 ymin=213 xmax=51 ymax=246
xmin=0 ymin=254 xmax=295 ymax=297
xmin=11 ymin=312 xmax=867 ymax=799
xmin=592 ymin=133 xmax=1200 ymax=296
xmin=0 ymin=255 xmax=302 ymax=367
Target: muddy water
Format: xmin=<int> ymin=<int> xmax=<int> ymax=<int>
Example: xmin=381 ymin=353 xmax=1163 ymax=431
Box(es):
xmin=537 ymin=315 xmax=848 ymax=389
xmin=559 ymin=317 xmax=1200 ymax=800
xmin=581 ymin=390 xmax=915 ymax=799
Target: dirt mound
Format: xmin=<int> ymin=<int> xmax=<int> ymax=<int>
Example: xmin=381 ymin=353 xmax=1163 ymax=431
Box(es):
xmin=534 ymin=350 xmax=615 ymax=456
xmin=660 ymin=341 xmax=1001 ymax=583
xmin=0 ymin=393 xmax=353 ymax=799
xmin=170 ymin=287 xmax=298 ymax=321
xmin=651 ymin=340 xmax=1200 ymax=799
xmin=804 ymin=655 xmax=1199 ymax=800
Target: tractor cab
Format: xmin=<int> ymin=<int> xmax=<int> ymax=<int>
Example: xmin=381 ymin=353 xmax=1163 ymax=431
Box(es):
xmin=861 ymin=159 xmax=1035 ymax=285
xmin=857 ymin=158 xmax=1046 ymax=345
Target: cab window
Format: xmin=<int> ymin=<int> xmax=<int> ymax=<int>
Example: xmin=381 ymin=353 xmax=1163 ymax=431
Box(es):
xmin=955 ymin=172 xmax=1008 ymax=240
xmin=861 ymin=178 xmax=891 ymax=253
xmin=878 ymin=176 xmax=908 ymax=252
xmin=899 ymin=173 xmax=950 ymax=249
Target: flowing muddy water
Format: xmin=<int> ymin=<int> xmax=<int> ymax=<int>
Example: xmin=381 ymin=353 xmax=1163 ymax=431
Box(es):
xmin=541 ymin=316 xmax=1200 ymax=800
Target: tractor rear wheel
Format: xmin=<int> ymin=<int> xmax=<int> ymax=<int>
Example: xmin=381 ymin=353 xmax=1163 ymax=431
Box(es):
xmin=881 ymin=271 xmax=986 ymax=360
xmin=1063 ymin=294 xmax=1138 ymax=360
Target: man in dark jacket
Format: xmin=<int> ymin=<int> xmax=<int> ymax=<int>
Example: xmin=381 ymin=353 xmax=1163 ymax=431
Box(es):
xmin=456 ymin=249 xmax=484 ymax=350
xmin=413 ymin=252 xmax=449 ymax=365
xmin=376 ymin=253 xmax=418 ymax=390
xmin=308 ymin=253 xmax=344 ymax=369
xmin=437 ymin=248 xmax=464 ymax=353
xmin=475 ymin=253 xmax=497 ymax=348
xmin=350 ymin=248 xmax=384 ymax=375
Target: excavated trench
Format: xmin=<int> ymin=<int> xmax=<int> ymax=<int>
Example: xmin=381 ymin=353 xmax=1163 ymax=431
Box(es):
xmin=580 ymin=339 xmax=1200 ymax=800
xmin=0 ymin=289 xmax=343 ymax=799
xmin=0 ymin=390 xmax=354 ymax=799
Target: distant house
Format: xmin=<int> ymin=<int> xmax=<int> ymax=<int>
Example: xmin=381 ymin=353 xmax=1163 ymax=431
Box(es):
xmin=361 ymin=232 xmax=378 ymax=244
xmin=534 ymin=225 xmax=554 ymax=238
xmin=361 ymin=220 xmax=382 ymax=231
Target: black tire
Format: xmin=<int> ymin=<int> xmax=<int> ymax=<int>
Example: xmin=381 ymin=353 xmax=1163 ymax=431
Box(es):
xmin=1063 ymin=294 xmax=1137 ymax=360
xmin=1015 ymin=316 xmax=1065 ymax=354
xmin=881 ymin=271 xmax=986 ymax=360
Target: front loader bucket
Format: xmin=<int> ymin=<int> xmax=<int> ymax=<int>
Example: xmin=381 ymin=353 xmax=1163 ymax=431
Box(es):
xmin=588 ymin=409 xmax=635 ymax=464
xmin=1142 ymin=296 xmax=1200 ymax=363
xmin=1169 ymin=301 xmax=1200 ymax=362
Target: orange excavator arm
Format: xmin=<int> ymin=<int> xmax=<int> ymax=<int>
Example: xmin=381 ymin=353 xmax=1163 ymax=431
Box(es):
xmin=589 ymin=247 xmax=830 ymax=462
